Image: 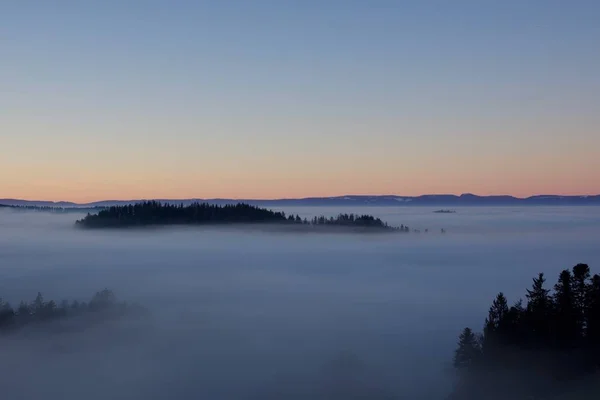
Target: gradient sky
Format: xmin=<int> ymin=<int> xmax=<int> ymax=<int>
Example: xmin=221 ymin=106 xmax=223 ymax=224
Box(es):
xmin=2 ymin=1 xmax=599 ymax=202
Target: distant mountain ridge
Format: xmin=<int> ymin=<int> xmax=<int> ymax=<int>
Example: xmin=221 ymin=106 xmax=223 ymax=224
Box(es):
xmin=2 ymin=194 xmax=600 ymax=208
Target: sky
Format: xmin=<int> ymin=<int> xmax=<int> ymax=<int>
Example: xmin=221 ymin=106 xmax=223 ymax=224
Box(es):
xmin=1 ymin=0 xmax=599 ymax=202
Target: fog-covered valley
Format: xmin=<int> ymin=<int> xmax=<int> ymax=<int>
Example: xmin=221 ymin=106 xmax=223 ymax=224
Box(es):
xmin=1 ymin=206 xmax=599 ymax=399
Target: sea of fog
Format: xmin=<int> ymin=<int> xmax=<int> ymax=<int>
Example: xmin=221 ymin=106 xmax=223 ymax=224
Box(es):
xmin=1 ymin=206 xmax=600 ymax=399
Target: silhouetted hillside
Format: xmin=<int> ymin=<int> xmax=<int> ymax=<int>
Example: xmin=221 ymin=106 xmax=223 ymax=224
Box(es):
xmin=75 ymin=201 xmax=407 ymax=232
xmin=4 ymin=193 xmax=600 ymax=208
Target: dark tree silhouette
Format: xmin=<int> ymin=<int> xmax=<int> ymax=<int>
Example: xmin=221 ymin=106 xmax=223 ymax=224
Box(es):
xmin=33 ymin=292 xmax=45 ymax=314
xmin=0 ymin=298 xmax=15 ymax=328
xmin=553 ymin=269 xmax=578 ymax=348
xmin=481 ymin=293 xmax=509 ymax=363
xmin=572 ymin=263 xmax=590 ymax=335
xmin=75 ymin=202 xmax=407 ymax=232
xmin=485 ymin=293 xmax=509 ymax=333
xmin=454 ymin=327 xmax=481 ymax=369
xmin=451 ymin=263 xmax=600 ymax=399
xmin=586 ymin=274 xmax=600 ymax=367
xmin=0 ymin=289 xmax=143 ymax=334
xmin=503 ymin=299 xmax=526 ymax=347
xmin=525 ymin=273 xmax=553 ymax=347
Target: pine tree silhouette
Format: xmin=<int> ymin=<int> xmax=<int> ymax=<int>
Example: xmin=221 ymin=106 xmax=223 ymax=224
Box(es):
xmin=454 ymin=327 xmax=481 ymax=369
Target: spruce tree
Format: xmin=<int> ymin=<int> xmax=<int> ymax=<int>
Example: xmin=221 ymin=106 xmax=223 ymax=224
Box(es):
xmin=454 ymin=327 xmax=481 ymax=369
xmin=505 ymin=299 xmax=525 ymax=346
xmin=525 ymin=273 xmax=552 ymax=346
xmin=572 ymin=263 xmax=590 ymax=336
xmin=485 ymin=293 xmax=509 ymax=333
xmin=482 ymin=293 xmax=509 ymax=357
xmin=33 ymin=292 xmax=45 ymax=314
xmin=553 ymin=269 xmax=577 ymax=347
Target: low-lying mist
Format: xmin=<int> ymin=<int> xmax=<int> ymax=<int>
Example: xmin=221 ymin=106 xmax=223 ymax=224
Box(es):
xmin=1 ymin=206 xmax=600 ymax=399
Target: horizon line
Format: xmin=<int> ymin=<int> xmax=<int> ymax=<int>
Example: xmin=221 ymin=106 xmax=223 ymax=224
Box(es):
xmin=2 ymin=192 xmax=599 ymax=205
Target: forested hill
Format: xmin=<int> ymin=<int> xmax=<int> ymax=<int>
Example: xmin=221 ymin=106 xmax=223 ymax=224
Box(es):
xmin=75 ymin=201 xmax=407 ymax=232
xmin=450 ymin=263 xmax=600 ymax=400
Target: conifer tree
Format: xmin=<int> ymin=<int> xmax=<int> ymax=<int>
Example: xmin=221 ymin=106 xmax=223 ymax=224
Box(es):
xmin=553 ymin=269 xmax=577 ymax=347
xmin=482 ymin=292 xmax=509 ymax=356
xmin=572 ymin=263 xmax=590 ymax=335
xmin=525 ymin=273 xmax=553 ymax=345
xmin=454 ymin=327 xmax=481 ymax=369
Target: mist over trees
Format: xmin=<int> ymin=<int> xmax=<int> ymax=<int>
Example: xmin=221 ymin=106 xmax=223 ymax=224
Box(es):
xmin=451 ymin=263 xmax=600 ymax=399
xmin=0 ymin=289 xmax=143 ymax=333
xmin=75 ymin=201 xmax=409 ymax=232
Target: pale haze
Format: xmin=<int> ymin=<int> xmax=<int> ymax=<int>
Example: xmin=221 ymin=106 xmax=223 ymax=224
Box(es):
xmin=1 ymin=206 xmax=600 ymax=399
xmin=2 ymin=1 xmax=599 ymax=202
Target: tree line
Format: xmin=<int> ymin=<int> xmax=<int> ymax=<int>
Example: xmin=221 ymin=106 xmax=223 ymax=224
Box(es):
xmin=75 ymin=201 xmax=408 ymax=231
xmin=452 ymin=263 xmax=600 ymax=399
xmin=0 ymin=289 xmax=143 ymax=333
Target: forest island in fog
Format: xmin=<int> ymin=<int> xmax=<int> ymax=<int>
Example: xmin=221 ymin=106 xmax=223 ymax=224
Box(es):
xmin=74 ymin=201 xmax=411 ymax=232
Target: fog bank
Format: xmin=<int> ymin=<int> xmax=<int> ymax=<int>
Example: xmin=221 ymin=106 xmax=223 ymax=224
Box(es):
xmin=1 ymin=206 xmax=599 ymax=399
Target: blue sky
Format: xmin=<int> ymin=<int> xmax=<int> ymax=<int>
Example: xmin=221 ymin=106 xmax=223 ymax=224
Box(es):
xmin=2 ymin=1 xmax=599 ymax=201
